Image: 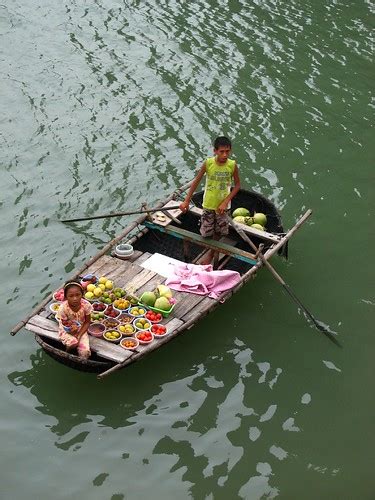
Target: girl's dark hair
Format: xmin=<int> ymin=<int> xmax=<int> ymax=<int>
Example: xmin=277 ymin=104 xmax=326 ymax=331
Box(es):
xmin=214 ymin=136 xmax=232 ymax=149
xmin=63 ymin=281 xmax=83 ymax=299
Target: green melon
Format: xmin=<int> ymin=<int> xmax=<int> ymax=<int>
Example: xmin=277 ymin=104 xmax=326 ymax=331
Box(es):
xmin=140 ymin=291 xmax=156 ymax=307
xmin=232 ymin=207 xmax=250 ymax=218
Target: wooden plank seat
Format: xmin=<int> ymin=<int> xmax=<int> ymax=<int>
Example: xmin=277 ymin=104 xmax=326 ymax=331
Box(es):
xmin=143 ymin=221 xmax=258 ymax=265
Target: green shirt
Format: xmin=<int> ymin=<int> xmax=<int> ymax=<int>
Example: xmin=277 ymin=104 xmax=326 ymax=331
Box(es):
xmin=202 ymin=157 xmax=236 ymax=210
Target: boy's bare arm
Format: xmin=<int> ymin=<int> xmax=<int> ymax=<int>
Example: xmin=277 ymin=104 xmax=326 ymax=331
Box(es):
xmin=179 ymin=162 xmax=206 ymax=212
xmin=217 ymin=162 xmax=241 ymax=214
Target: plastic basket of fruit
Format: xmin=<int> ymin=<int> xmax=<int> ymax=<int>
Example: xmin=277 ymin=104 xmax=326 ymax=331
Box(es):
xmin=118 ymin=323 xmax=136 ymax=336
xmin=128 ymin=306 xmax=147 ymax=318
xmin=138 ymin=302 xmax=175 ymax=318
xmin=132 ymin=317 xmax=152 ymax=331
xmin=103 ymin=330 xmax=122 ymax=344
xmin=104 ymin=305 xmax=121 ymax=318
xmin=102 ymin=317 xmax=120 ymax=330
xmin=135 ymin=331 xmax=154 ymax=345
xmin=61 ymin=320 xmax=81 ymax=334
xmin=92 ymin=302 xmax=107 ymax=313
xmin=53 ymin=288 xmax=65 ymax=302
xmin=112 ymin=298 xmax=131 ymax=312
xmin=49 ymin=302 xmax=61 ymax=315
xmin=144 ymin=310 xmax=164 ymax=324
xmin=117 ymin=313 xmax=133 ymax=324
xmin=150 ymin=324 xmax=168 ymax=338
xmin=120 ymin=338 xmax=139 ymax=350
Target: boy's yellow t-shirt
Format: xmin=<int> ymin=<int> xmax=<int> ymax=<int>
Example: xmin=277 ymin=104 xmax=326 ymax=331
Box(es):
xmin=202 ymin=157 xmax=236 ymax=210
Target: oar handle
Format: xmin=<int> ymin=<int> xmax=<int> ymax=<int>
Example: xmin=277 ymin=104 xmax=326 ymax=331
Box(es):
xmin=60 ymin=205 xmax=182 ymax=223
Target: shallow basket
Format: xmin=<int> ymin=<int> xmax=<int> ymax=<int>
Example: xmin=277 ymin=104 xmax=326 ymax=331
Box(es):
xmin=103 ymin=330 xmax=122 ymax=344
xmin=88 ymin=322 xmax=106 ymax=338
xmin=120 ymin=337 xmax=139 ymax=350
xmin=150 ymin=323 xmax=168 ymax=338
xmin=128 ymin=306 xmax=147 ymax=318
xmin=135 ymin=331 xmax=154 ymax=345
xmin=138 ymin=302 xmax=175 ymax=318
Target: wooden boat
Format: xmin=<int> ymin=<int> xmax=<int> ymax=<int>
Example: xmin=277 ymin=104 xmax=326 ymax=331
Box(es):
xmin=11 ymin=181 xmax=311 ymax=378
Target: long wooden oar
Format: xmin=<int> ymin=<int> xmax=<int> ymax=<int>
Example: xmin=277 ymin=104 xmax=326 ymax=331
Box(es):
xmin=228 ymin=217 xmax=341 ymax=347
xmin=60 ymin=205 xmax=181 ymax=223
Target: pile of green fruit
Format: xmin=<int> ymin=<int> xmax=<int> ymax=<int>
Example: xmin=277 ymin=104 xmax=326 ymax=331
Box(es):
xmin=232 ymin=207 xmax=267 ymax=231
xmin=139 ymin=284 xmax=175 ymax=312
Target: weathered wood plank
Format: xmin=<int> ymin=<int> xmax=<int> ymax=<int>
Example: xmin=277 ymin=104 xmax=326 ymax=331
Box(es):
xmin=144 ymin=221 xmax=258 ymax=265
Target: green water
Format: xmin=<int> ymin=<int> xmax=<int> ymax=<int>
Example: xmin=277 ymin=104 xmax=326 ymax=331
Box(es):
xmin=1 ymin=0 xmax=374 ymax=498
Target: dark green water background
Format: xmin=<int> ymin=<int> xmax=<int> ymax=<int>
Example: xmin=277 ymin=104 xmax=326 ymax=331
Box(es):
xmin=1 ymin=1 xmax=374 ymax=499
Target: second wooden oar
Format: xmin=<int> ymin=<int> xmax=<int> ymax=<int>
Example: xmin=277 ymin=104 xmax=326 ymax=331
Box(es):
xmin=60 ymin=205 xmax=182 ymax=223
xmin=228 ymin=217 xmax=342 ymax=347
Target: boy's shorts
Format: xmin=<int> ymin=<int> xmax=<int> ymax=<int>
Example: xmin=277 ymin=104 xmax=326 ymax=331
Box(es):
xmin=200 ymin=209 xmax=229 ymax=238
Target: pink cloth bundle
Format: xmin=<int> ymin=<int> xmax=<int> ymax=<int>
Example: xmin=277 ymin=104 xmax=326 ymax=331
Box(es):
xmin=165 ymin=263 xmax=241 ymax=299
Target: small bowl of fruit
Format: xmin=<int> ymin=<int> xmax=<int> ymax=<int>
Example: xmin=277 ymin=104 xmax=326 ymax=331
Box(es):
xmin=128 ymin=306 xmax=146 ymax=318
xmin=145 ymin=310 xmax=163 ymax=324
xmin=88 ymin=322 xmax=106 ymax=338
xmin=53 ymin=288 xmax=65 ymax=302
xmin=135 ymin=330 xmax=154 ymax=345
xmin=104 ymin=305 xmax=121 ymax=319
xmin=91 ymin=311 xmax=105 ymax=322
xmin=102 ymin=317 xmax=120 ymax=330
xmin=151 ymin=323 xmax=168 ymax=338
xmin=112 ymin=298 xmax=130 ymax=312
xmin=118 ymin=313 xmax=133 ymax=324
xmin=92 ymin=301 xmax=107 ymax=313
xmin=103 ymin=329 xmax=122 ymax=344
xmin=118 ymin=323 xmax=136 ymax=336
xmin=133 ymin=317 xmax=152 ymax=331
xmin=62 ymin=320 xmax=81 ymax=334
xmin=120 ymin=337 xmax=139 ymax=350
xmin=49 ymin=302 xmax=61 ymax=315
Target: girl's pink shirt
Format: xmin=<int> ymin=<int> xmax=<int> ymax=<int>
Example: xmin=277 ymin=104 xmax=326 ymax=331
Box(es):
xmin=56 ymin=299 xmax=92 ymax=334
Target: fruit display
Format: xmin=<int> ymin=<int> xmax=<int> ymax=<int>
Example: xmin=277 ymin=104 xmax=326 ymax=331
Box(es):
xmin=103 ymin=330 xmax=121 ymax=343
xmin=120 ymin=338 xmax=138 ymax=350
xmin=145 ymin=311 xmax=163 ymax=323
xmin=136 ymin=331 xmax=153 ymax=344
xmin=133 ymin=318 xmax=151 ymax=330
xmin=151 ymin=324 xmax=167 ymax=337
xmin=105 ymin=305 xmax=120 ymax=318
xmin=140 ymin=291 xmax=157 ymax=307
xmin=129 ymin=307 xmax=146 ymax=317
xmin=61 ymin=319 xmax=81 ymax=333
xmin=113 ymin=298 xmax=130 ymax=310
xmin=251 ymin=223 xmax=265 ymax=231
xmin=80 ymin=274 xmax=98 ymax=289
xmin=91 ymin=311 xmax=105 ymax=321
xmin=118 ymin=314 xmax=133 ymax=324
xmin=102 ymin=318 xmax=119 ymax=329
xmin=53 ymin=288 xmax=65 ymax=302
xmin=231 ymin=208 xmax=267 ymax=231
xmin=49 ymin=302 xmax=61 ymax=314
xmin=92 ymin=302 xmax=107 ymax=312
xmin=232 ymin=207 xmax=250 ymax=218
xmin=118 ymin=324 xmax=135 ymax=336
xmin=139 ymin=284 xmax=176 ymax=316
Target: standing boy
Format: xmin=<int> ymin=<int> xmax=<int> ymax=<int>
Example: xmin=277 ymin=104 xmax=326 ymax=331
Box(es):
xmin=179 ymin=136 xmax=241 ymax=264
